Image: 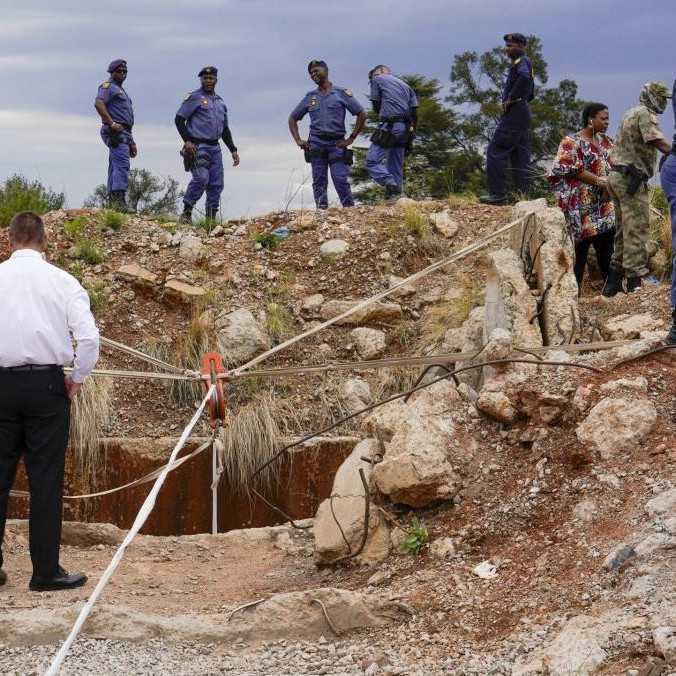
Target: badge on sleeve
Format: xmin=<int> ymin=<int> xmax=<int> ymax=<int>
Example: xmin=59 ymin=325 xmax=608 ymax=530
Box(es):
xmin=310 ymin=96 xmax=318 ymax=107
xmin=101 ymin=82 xmax=111 ymax=89
xmin=344 ymin=89 xmax=353 ymax=97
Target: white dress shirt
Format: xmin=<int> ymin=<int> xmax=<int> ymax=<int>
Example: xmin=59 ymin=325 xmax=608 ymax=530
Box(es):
xmin=0 ymin=249 xmax=100 ymax=382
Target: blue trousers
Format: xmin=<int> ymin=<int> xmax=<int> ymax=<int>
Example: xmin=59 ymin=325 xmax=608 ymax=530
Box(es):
xmin=365 ymin=122 xmax=406 ymax=190
xmin=660 ymin=154 xmax=676 ymax=308
xmin=101 ymin=129 xmax=132 ymax=193
xmin=486 ymin=122 xmax=531 ymax=197
xmin=309 ymin=138 xmax=354 ymax=209
xmin=184 ymin=144 xmax=224 ymax=211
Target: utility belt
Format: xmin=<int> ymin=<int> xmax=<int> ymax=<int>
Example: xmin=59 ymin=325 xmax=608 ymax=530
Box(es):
xmin=107 ymin=123 xmax=133 ymax=147
xmin=314 ymin=132 xmax=345 ymax=141
xmin=304 ymin=146 xmax=354 ymax=166
xmin=611 ymin=164 xmax=649 ymax=196
xmin=371 ymin=116 xmax=413 ymax=149
xmin=189 ymin=138 xmax=219 ymax=146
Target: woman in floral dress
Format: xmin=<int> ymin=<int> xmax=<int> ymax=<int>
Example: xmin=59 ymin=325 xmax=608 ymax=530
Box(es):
xmin=548 ymin=103 xmax=615 ymax=289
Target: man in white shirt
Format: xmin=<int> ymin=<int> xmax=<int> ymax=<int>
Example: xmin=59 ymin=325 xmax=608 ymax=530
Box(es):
xmin=0 ymin=212 xmax=99 ymax=592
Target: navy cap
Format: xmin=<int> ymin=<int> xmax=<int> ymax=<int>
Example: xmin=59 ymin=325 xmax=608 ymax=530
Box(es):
xmin=308 ymin=59 xmax=328 ymax=74
xmin=198 ymin=66 xmax=218 ymax=77
xmin=107 ymin=59 xmax=127 ymax=73
xmin=503 ymin=33 xmax=527 ymax=45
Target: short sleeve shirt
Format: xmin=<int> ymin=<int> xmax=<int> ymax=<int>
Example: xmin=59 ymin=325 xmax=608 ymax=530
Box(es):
xmin=370 ymin=74 xmax=418 ymax=120
xmin=96 ymin=81 xmax=134 ymax=127
xmin=290 ymin=86 xmax=363 ymax=139
xmin=176 ymin=88 xmax=228 ymax=141
xmin=609 ymin=104 xmax=666 ymax=177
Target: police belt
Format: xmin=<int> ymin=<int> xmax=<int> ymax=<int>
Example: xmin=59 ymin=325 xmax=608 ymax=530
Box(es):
xmin=189 ymin=138 xmax=219 ymax=146
xmin=379 ymin=115 xmax=410 ymax=125
xmin=314 ymin=132 xmax=345 ymax=141
xmin=110 ymin=123 xmax=133 ymax=132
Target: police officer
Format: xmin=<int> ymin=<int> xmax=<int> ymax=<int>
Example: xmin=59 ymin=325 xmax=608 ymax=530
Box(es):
xmin=175 ymin=67 xmax=240 ymax=224
xmin=661 ymin=77 xmax=676 ymax=344
xmin=480 ymin=34 xmax=535 ymax=205
xmin=94 ymin=59 xmax=136 ymax=212
xmin=289 ymin=60 xmax=366 ymax=210
xmin=365 ymin=65 xmax=418 ymax=199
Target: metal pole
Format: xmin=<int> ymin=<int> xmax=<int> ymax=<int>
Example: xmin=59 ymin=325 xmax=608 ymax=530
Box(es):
xmin=211 ymin=440 xmax=218 ymax=535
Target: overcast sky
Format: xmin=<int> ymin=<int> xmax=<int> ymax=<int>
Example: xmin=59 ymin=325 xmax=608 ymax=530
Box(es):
xmin=1 ymin=1 xmax=674 ymax=217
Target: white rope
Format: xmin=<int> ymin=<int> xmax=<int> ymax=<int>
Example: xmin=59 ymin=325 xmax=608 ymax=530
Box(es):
xmin=231 ymin=216 xmax=524 ymax=375
xmin=45 ymin=385 xmax=215 ymax=676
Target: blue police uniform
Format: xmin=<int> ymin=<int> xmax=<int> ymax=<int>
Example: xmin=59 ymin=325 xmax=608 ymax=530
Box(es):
xmin=290 ymin=86 xmax=364 ymax=208
xmin=96 ymin=79 xmax=134 ymax=194
xmin=660 ymin=78 xmax=676 ymax=314
xmin=485 ymin=55 xmax=535 ymax=198
xmin=365 ymin=74 xmax=418 ymax=194
xmin=176 ymin=87 xmax=235 ymax=214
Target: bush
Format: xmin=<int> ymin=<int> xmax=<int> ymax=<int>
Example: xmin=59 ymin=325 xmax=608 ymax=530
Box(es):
xmin=73 ymin=239 xmax=104 ymax=264
xmin=85 ymin=281 xmax=109 ymax=314
xmin=97 ymin=209 xmax=126 ymax=231
xmin=400 ymin=518 xmax=429 ymax=555
xmin=254 ymin=232 xmax=282 ymax=250
xmin=265 ymin=302 xmax=293 ymax=342
xmin=64 ymin=216 xmax=87 ymax=238
xmin=0 ymin=175 xmax=65 ymax=227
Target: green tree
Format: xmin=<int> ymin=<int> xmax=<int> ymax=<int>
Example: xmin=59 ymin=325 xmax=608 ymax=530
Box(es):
xmin=0 ymin=175 xmax=65 ymax=227
xmin=352 ymin=75 xmax=484 ymax=201
xmin=448 ymin=36 xmax=585 ymax=194
xmin=85 ymin=168 xmax=183 ymax=215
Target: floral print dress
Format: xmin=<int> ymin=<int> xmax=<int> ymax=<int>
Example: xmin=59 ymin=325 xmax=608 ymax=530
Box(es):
xmin=548 ymin=133 xmax=615 ymax=244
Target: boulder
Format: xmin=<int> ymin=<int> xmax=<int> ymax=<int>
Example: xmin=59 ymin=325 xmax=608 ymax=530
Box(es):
xmin=484 ymin=249 xmax=542 ymax=348
xmin=320 ymin=300 xmax=402 ymax=326
xmin=320 ymin=239 xmax=349 ymax=258
xmin=340 ymin=378 xmax=372 ymax=415
xmin=576 ymin=397 xmax=657 ymax=458
xmin=164 ymin=279 xmax=206 ymax=303
xmin=509 ymin=198 xmax=548 ymax=255
xmin=476 ymin=390 xmax=517 ymax=424
xmin=314 ymin=439 xmax=390 ymax=565
xmin=179 ymin=234 xmax=206 ymax=262
xmin=351 ymin=327 xmax=386 ymax=359
xmin=429 ymin=210 xmax=459 ymax=238
xmin=437 ymin=305 xmax=486 ymax=389
xmin=646 ymin=489 xmax=676 ymax=519
xmin=117 ymin=263 xmax=158 ymax=287
xmin=653 ymin=627 xmax=676 ymax=665
xmin=388 ymin=274 xmax=416 ymax=298
xmin=301 ymin=293 xmax=324 ymax=317
xmin=429 ymin=537 xmax=459 ymax=559
xmin=542 ymin=615 xmax=607 ymax=675
xmin=215 ymin=308 xmax=271 ymax=365
xmin=368 ymin=380 xmax=463 ymax=507
xmin=482 ymin=328 xmax=513 ymax=362
xmin=601 ymin=313 xmax=664 ymax=340
xmin=599 ymin=376 xmax=648 ymax=395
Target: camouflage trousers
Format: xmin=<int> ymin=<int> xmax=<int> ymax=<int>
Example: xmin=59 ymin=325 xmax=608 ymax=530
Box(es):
xmin=608 ymin=171 xmax=650 ymax=277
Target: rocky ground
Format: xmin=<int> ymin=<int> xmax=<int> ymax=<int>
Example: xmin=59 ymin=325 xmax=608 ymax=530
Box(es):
xmin=1 ymin=197 xmax=675 ymax=675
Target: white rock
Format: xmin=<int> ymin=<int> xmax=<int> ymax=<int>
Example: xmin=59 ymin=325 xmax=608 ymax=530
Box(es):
xmin=576 ymin=397 xmax=657 ymax=458
xmin=320 ymin=239 xmax=349 ymax=258
xmin=388 ymin=274 xmax=416 ymax=298
xmin=573 ymin=499 xmax=598 ymax=522
xmin=320 ymin=300 xmax=402 ymax=326
xmin=215 ymin=308 xmax=271 ymax=365
xmin=542 ymin=615 xmax=607 ymax=675
xmin=179 ymin=234 xmax=206 ymax=262
xmin=301 ymin=293 xmax=324 ymax=317
xmin=482 ymin=328 xmax=512 ymax=362
xmin=429 ymin=210 xmax=459 ymax=238
xmin=599 ymin=376 xmax=648 ymax=395
xmin=646 ymin=489 xmax=676 ymax=519
xmin=340 ymin=378 xmax=372 ymax=414
xmin=350 ymin=327 xmax=386 ymax=359
xmin=601 ymin=313 xmax=664 ymax=340
xmin=572 ymin=385 xmax=594 ymax=415
xmin=476 ymin=390 xmax=517 ymax=424
xmin=430 ymin=537 xmax=459 ymax=559
xmin=653 ymin=627 xmax=676 ymax=665
xmin=472 ymin=561 xmax=497 ymax=579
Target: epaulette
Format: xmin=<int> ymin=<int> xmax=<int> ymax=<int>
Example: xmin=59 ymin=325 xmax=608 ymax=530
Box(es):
xmin=344 ymin=88 xmax=353 ymax=97
xmin=184 ymin=91 xmax=195 ymax=101
xmin=514 ymin=57 xmax=522 ymax=65
xmin=100 ymin=81 xmax=111 ymax=89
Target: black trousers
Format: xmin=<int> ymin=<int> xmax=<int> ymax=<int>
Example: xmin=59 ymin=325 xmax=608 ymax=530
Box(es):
xmin=574 ymin=229 xmax=615 ymax=288
xmin=0 ymin=368 xmax=70 ymax=577
xmin=486 ymin=123 xmax=531 ymax=197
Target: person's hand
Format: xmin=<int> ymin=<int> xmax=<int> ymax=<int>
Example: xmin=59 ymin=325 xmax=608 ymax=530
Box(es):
xmin=64 ymin=375 xmax=81 ymax=401
xmin=129 ymin=143 xmax=138 ymax=158
xmin=296 ymin=139 xmax=309 ymax=150
xmin=336 ymin=136 xmax=354 ymax=148
xmin=110 ymin=122 xmax=123 ymax=133
xmin=183 ymin=141 xmax=197 ymax=156
xmin=232 ymin=152 xmax=240 ymax=167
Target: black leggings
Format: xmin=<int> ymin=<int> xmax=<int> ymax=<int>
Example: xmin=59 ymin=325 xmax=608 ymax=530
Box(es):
xmin=574 ymin=229 xmax=615 ymax=288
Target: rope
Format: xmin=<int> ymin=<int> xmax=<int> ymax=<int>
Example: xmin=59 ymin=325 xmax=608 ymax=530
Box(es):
xmin=45 ymin=385 xmax=215 ymax=676
xmin=9 ymin=438 xmax=214 ymax=500
xmin=231 ymin=216 xmax=526 ymax=375
xmin=64 ymin=366 xmax=201 ymax=382
xmin=100 ymin=336 xmax=196 ymax=376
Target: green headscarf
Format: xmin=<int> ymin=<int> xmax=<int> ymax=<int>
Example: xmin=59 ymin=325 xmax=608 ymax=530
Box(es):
xmin=640 ymin=81 xmax=671 ymax=114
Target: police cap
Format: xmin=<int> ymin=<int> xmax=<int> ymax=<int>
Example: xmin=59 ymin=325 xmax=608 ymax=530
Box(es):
xmin=308 ymin=59 xmax=328 ymax=74
xmin=198 ymin=66 xmax=218 ymax=77
xmin=503 ymin=33 xmax=527 ymax=45
xmin=107 ymin=59 xmax=127 ymax=73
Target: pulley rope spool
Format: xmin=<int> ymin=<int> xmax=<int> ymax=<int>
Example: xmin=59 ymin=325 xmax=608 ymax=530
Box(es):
xmin=200 ymin=352 xmax=228 ymax=427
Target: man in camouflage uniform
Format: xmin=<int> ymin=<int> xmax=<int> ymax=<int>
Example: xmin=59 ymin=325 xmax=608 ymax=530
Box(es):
xmin=603 ymin=82 xmax=672 ymax=296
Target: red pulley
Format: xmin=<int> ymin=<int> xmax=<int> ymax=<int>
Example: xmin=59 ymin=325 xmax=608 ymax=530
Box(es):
xmin=200 ymin=352 xmax=228 ymax=427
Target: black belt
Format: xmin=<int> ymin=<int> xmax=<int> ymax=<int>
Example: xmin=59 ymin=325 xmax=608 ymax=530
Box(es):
xmin=0 ymin=364 xmax=61 ymax=372
xmin=190 ymin=138 xmax=219 ymax=145
xmin=380 ymin=115 xmax=409 ymax=124
xmin=314 ymin=133 xmax=344 ymax=141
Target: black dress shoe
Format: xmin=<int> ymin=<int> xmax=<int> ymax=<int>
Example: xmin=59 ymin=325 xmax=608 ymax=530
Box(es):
xmin=602 ymin=266 xmax=624 ymax=297
xmin=0 ymin=568 xmax=6 ymax=586
xmin=479 ymin=194 xmax=509 ymax=205
xmin=29 ymin=566 xmax=87 ymax=592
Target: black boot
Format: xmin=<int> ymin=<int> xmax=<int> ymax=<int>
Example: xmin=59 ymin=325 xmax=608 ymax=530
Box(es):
xmin=384 ymin=184 xmax=402 ymax=201
xmin=602 ymin=266 xmax=624 ymax=297
xmin=205 ymin=205 xmax=218 ymax=221
xmin=626 ymin=276 xmax=642 ymax=293
xmin=179 ymin=203 xmax=192 ymax=225
xmin=479 ymin=194 xmax=509 ymax=205
xmin=667 ymin=309 xmax=676 ymax=346
xmin=109 ymin=191 xmax=128 ymax=213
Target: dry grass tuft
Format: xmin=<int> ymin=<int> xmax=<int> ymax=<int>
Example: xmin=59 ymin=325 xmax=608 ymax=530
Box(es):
xmin=218 ymin=392 xmax=300 ymax=495
xmin=418 ymin=285 xmax=484 ymax=348
xmin=371 ymin=367 xmax=417 ymax=402
xmin=265 ymin=302 xmax=294 ymax=342
xmin=70 ymin=377 xmax=113 ymax=482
